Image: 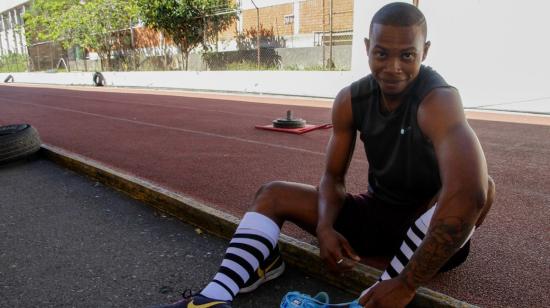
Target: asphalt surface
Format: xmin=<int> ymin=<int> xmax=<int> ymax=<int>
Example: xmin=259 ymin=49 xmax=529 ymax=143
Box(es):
xmin=1 ymin=84 xmax=549 ymax=307
xmin=0 ymin=158 xmax=353 ymax=307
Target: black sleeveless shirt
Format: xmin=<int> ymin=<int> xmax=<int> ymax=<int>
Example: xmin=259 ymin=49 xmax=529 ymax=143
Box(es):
xmin=350 ymin=65 xmax=453 ymax=207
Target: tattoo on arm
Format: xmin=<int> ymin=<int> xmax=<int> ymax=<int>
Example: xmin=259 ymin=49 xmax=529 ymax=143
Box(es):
xmin=400 ymin=217 xmax=474 ymax=288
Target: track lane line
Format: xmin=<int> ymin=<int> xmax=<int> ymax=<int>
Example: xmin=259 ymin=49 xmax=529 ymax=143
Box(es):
xmin=1 ymin=98 xmax=367 ymax=164
xmin=2 ymin=91 xmax=293 ymax=121
xmin=1 ymin=89 xmax=330 ymax=124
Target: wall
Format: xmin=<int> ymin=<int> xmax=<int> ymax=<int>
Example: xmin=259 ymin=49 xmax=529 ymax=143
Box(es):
xmin=420 ymin=0 xmax=550 ymax=107
xmin=352 ymin=0 xmax=550 ymax=108
xmin=275 ymin=45 xmax=351 ymax=69
xmin=0 ymin=1 xmax=28 ymax=55
xmin=220 ymin=0 xmax=353 ymax=47
xmin=7 ymin=70 xmax=351 ymax=98
xmin=239 ymin=2 xmax=294 ymax=37
xmin=299 ymin=0 xmax=353 ymax=34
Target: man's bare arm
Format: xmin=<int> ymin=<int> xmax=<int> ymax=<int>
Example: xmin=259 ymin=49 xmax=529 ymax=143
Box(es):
xmin=317 ymin=86 xmax=355 ymax=230
xmin=316 ymin=86 xmax=360 ymax=270
xmin=399 ymin=88 xmax=489 ymax=289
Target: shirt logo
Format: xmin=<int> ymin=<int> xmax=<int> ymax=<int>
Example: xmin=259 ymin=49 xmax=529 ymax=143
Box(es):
xmin=400 ymin=126 xmax=411 ymax=135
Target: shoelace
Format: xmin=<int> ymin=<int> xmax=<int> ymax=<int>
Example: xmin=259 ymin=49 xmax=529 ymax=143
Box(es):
xmin=283 ymin=292 xmax=360 ymax=308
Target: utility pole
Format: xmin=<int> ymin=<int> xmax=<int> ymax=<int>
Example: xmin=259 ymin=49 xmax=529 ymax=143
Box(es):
xmin=322 ymin=0 xmax=325 ymax=68
xmin=251 ymin=0 xmax=260 ymax=70
xmin=328 ymin=0 xmax=334 ymax=69
xmin=130 ymin=19 xmax=136 ymax=70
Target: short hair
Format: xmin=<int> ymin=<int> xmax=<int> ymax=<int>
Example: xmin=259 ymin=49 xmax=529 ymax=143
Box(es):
xmin=369 ymin=2 xmax=427 ymax=40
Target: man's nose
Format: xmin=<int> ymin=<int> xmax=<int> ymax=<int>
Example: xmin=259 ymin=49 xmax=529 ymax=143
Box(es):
xmin=384 ymin=57 xmax=402 ymax=73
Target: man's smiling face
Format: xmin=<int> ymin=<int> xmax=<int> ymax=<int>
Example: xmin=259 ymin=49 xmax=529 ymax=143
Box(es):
xmin=366 ymin=23 xmax=430 ymax=97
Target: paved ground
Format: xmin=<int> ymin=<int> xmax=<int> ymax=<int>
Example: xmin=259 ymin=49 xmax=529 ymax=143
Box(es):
xmin=1 ymin=84 xmax=549 ymax=307
xmin=0 ymin=158 xmax=353 ymax=307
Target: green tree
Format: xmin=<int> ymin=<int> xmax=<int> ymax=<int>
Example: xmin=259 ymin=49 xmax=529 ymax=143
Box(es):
xmin=64 ymin=0 xmax=139 ymax=70
xmin=24 ymin=0 xmax=139 ymax=70
xmin=23 ymin=0 xmax=80 ymax=43
xmin=138 ymin=0 xmax=237 ymax=70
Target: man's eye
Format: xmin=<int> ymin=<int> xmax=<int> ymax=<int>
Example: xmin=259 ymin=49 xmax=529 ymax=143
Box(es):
xmin=402 ymin=52 xmax=415 ymax=60
xmin=375 ymin=51 xmax=386 ymax=58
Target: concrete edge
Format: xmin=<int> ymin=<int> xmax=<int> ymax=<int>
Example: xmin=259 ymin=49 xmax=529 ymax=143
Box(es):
xmin=0 ymin=82 xmax=336 ymax=101
xmin=40 ymin=144 xmax=478 ymax=308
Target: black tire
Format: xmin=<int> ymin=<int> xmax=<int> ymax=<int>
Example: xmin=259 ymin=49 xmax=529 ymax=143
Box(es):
xmin=4 ymin=74 xmax=14 ymax=83
xmin=93 ymin=72 xmax=105 ymax=86
xmin=0 ymin=124 xmax=42 ymax=165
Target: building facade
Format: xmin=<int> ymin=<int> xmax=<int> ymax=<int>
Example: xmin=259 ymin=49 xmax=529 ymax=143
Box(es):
xmin=219 ymin=0 xmax=354 ymax=50
xmin=0 ymin=0 xmax=29 ymax=56
xmin=1 ymin=0 xmax=352 ymax=55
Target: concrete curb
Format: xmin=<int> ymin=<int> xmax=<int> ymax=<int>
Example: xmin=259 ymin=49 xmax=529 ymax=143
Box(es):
xmin=41 ymin=144 xmax=477 ymax=308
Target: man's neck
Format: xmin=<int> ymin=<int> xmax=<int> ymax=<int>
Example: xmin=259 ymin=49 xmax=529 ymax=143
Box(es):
xmin=381 ymin=93 xmax=403 ymax=113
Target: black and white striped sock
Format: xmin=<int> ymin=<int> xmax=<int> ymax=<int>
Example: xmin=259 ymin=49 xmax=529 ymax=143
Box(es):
xmin=200 ymin=212 xmax=280 ymax=301
xmin=378 ymin=206 xmax=435 ymax=282
xmin=360 ymin=205 xmax=474 ymax=296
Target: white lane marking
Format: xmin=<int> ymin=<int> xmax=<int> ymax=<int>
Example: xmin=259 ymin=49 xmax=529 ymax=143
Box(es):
xmin=2 ymin=98 xmax=366 ymax=164
xmin=21 ymin=91 xmax=293 ymax=121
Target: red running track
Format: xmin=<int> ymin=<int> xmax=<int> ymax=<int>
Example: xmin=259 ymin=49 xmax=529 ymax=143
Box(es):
xmin=1 ymin=84 xmax=548 ymax=307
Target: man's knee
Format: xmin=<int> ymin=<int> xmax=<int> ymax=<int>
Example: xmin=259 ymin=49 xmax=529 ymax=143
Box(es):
xmin=251 ymin=180 xmax=287 ymax=212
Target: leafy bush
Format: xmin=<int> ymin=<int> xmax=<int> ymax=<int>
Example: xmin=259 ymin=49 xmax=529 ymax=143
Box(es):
xmin=235 ymin=24 xmax=286 ymax=50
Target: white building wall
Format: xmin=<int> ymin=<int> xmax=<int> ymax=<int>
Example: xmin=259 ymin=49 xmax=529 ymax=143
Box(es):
xmin=0 ymin=31 xmax=7 ymax=55
xmin=8 ymin=11 xmax=17 ymax=51
xmin=419 ymin=0 xmax=550 ymax=107
xmin=352 ymin=0 xmax=550 ymax=108
xmin=0 ymin=0 xmax=28 ymax=55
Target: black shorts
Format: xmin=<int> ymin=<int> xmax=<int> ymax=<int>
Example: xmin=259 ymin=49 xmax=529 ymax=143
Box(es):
xmin=333 ymin=192 xmax=470 ymax=271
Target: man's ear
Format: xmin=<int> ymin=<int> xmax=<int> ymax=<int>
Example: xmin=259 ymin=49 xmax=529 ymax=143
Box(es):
xmin=364 ymin=37 xmax=370 ymax=53
xmin=422 ymin=41 xmax=431 ymax=61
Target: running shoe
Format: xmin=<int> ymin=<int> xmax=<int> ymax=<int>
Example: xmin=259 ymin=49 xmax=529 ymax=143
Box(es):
xmin=240 ymin=245 xmax=286 ymax=293
xmin=151 ymin=290 xmax=231 ymax=308
xmin=280 ymin=291 xmax=362 ymax=308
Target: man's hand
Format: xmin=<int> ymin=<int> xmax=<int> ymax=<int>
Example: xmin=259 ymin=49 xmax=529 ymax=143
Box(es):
xmin=317 ymin=227 xmax=360 ymax=272
xmin=358 ymin=277 xmax=416 ymax=308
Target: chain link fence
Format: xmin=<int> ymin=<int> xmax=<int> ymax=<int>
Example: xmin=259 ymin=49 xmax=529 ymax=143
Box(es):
xmin=2 ymin=0 xmax=353 ymax=73
xmin=201 ymin=0 xmax=354 ymax=71
xmin=0 ymin=52 xmax=27 ymax=73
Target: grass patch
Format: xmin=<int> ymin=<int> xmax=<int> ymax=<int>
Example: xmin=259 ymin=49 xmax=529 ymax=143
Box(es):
xmin=0 ymin=53 xmax=28 ymax=73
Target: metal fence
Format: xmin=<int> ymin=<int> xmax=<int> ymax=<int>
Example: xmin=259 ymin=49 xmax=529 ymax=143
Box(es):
xmin=1 ymin=0 xmax=354 ymax=73
xmin=0 ymin=52 xmax=27 ymax=73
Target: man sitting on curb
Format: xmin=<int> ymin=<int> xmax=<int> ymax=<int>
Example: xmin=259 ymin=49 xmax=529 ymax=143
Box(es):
xmin=154 ymin=2 xmax=494 ymax=307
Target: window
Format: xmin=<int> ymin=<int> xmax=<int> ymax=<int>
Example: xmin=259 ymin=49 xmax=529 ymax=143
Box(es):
xmin=4 ymin=13 xmax=12 ymax=30
xmin=284 ymin=14 xmax=294 ymax=25
xmin=17 ymin=8 xmax=24 ymax=25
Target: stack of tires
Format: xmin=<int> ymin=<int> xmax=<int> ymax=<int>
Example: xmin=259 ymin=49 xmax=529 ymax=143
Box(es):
xmin=0 ymin=124 xmax=42 ymax=165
